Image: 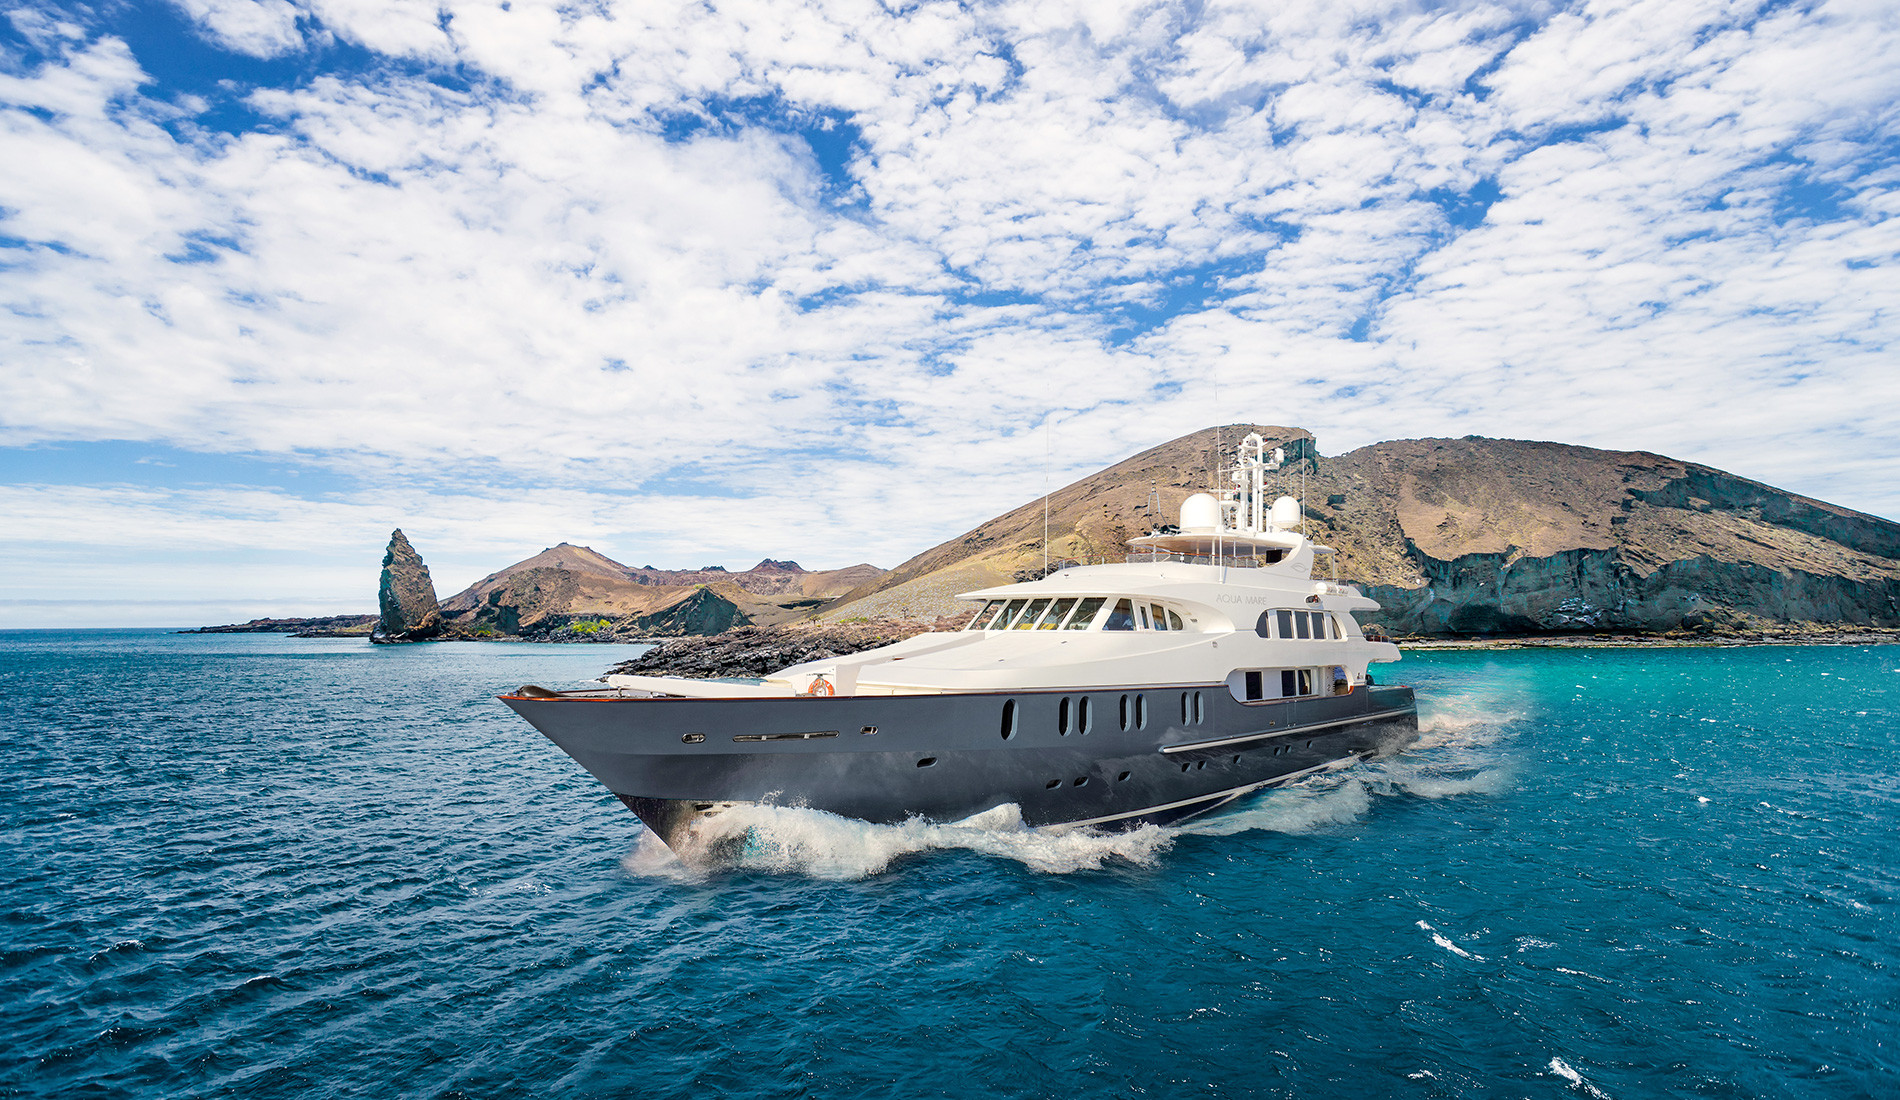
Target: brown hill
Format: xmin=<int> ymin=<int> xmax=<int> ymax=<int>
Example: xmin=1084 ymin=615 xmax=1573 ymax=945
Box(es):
xmin=438 ymin=543 xmax=881 ymax=636
xmin=822 ymin=426 xmax=1900 ymax=636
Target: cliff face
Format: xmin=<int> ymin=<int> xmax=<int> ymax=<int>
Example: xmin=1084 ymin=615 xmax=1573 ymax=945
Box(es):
xmin=375 ymin=529 xmax=442 ymax=642
xmin=824 ymin=428 xmax=1900 ymax=636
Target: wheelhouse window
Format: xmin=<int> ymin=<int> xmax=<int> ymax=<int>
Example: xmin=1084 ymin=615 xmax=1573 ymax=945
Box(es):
xmin=989 ymin=598 xmax=1028 ymax=630
xmin=1104 ymin=598 xmax=1137 ymax=631
xmin=1064 ymin=597 xmax=1106 ymax=630
xmin=1011 ymin=598 xmax=1052 ymax=629
xmin=967 ymin=601 xmax=1004 ymax=630
xmin=1039 ymin=597 xmax=1077 ymax=629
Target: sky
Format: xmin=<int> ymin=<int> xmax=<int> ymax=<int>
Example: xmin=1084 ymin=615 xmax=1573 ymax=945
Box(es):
xmin=2 ymin=0 xmax=1896 ymax=627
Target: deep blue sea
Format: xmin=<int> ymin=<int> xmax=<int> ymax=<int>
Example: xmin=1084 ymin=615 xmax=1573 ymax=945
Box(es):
xmin=2 ymin=631 xmax=1895 ymax=1098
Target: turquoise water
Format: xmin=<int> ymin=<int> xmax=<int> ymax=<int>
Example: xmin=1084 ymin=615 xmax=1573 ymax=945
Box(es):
xmin=1 ymin=631 xmax=1895 ymax=1098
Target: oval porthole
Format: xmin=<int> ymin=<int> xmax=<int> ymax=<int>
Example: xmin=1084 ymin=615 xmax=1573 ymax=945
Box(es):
xmin=1135 ymin=694 xmax=1147 ymax=729
xmin=1045 ymin=779 xmax=1061 ymax=789
xmin=1116 ymin=771 xmax=1131 ymax=782
xmin=1193 ymin=691 xmax=1205 ymax=723
xmin=1000 ymin=699 xmax=1017 ymax=740
xmin=1072 ymin=776 xmax=1088 ymax=787
xmin=916 ymin=757 xmax=937 ymax=768
xmin=1078 ymin=696 xmax=1092 ymax=734
xmin=1058 ymin=696 xmax=1071 ymax=735
xmin=1118 ymin=694 xmax=1130 ymax=731
xmin=681 ymin=733 xmax=705 ymax=744
xmin=1181 ymin=692 xmax=1191 ymax=724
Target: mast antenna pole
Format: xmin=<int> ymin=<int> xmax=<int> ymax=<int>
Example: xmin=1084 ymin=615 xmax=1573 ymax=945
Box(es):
xmin=1042 ymin=414 xmax=1051 ymax=577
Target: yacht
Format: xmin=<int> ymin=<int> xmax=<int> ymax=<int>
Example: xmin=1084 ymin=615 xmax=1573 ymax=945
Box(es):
xmin=502 ymin=433 xmax=1418 ymax=852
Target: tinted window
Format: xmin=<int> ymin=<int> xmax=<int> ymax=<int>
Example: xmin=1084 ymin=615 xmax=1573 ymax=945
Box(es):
xmin=1013 ymin=598 xmax=1051 ymax=629
xmin=1041 ymin=597 xmax=1077 ymax=629
xmin=991 ymin=599 xmax=1027 ymax=630
xmin=1104 ymin=599 xmax=1136 ymax=631
xmin=1281 ymin=669 xmax=1297 ymax=697
xmin=966 ymin=601 xmax=1001 ymax=630
xmin=1064 ymin=596 xmax=1105 ymax=629
xmin=1276 ymin=609 xmax=1294 ymax=638
xmin=1168 ymin=609 xmax=1185 ymax=631
xmin=1244 ymin=670 xmax=1263 ymax=701
xmin=1150 ymin=604 xmax=1168 ymax=631
xmin=1295 ymin=613 xmax=1311 ymax=639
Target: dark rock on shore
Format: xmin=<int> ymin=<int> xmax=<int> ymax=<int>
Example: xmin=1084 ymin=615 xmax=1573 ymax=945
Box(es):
xmin=375 ymin=529 xmax=443 ymax=643
xmin=182 ymin=614 xmax=377 ymax=636
xmin=606 ymin=616 xmax=972 ymax=678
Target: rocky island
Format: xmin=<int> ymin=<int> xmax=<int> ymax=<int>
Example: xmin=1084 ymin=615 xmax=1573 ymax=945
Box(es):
xmin=193 ymin=427 xmax=1900 ymax=652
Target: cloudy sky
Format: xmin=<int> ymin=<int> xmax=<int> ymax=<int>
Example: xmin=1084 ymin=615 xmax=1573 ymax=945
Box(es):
xmin=3 ymin=0 xmax=1896 ymax=626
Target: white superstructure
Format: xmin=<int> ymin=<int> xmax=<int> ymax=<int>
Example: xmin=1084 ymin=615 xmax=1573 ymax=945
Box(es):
xmin=606 ymin=433 xmax=1401 ymax=703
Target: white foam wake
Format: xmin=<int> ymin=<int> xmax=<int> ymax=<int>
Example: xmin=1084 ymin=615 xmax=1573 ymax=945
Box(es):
xmin=622 ymin=802 xmax=1172 ymax=881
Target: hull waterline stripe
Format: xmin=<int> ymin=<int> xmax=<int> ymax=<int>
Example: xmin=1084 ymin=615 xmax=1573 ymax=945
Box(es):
xmin=1160 ymin=707 xmax=1417 ymax=754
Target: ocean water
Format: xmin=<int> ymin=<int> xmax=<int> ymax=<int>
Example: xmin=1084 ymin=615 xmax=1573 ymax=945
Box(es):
xmin=1 ymin=631 xmax=1894 ymax=1099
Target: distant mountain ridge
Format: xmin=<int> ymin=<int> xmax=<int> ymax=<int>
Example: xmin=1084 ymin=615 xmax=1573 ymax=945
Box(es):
xmin=435 ymin=542 xmax=880 ymax=637
xmin=821 ymin=426 xmax=1900 ymax=637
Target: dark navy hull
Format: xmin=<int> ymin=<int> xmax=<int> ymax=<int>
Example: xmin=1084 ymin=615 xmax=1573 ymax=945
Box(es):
xmin=502 ymin=683 xmax=1418 ymax=850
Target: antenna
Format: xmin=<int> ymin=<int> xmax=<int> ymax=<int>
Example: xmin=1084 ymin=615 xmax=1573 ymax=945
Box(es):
xmin=1042 ymin=416 xmax=1051 ymax=577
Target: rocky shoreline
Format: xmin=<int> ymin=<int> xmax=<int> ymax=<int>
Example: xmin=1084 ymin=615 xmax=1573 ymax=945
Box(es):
xmin=180 ymin=615 xmax=377 ymax=637
xmin=604 ymin=616 xmax=974 ymax=678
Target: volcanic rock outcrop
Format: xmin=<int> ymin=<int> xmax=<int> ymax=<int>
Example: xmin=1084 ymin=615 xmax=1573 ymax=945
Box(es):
xmin=375 ymin=529 xmax=443 ymax=642
xmin=822 ymin=427 xmax=1900 ymax=637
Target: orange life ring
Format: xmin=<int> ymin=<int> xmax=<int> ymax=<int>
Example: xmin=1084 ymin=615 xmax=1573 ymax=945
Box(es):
xmin=806 ymin=676 xmax=835 ymax=697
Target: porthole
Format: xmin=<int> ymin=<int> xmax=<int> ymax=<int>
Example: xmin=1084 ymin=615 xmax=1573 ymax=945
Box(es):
xmin=1079 ymin=696 xmax=1092 ymax=734
xmin=1118 ymin=694 xmax=1130 ymax=731
xmin=1195 ymin=760 xmax=1206 ymax=770
xmin=1193 ymin=691 xmax=1204 ymax=723
xmin=681 ymin=733 xmax=705 ymax=744
xmin=1179 ymin=762 xmax=1190 ymax=772
xmin=1058 ymin=696 xmax=1071 ymax=735
xmin=860 ymin=725 xmax=878 ymax=736
xmin=1045 ymin=779 xmax=1061 ymax=790
xmin=1000 ymin=699 xmax=1017 ymax=740
xmin=1072 ymin=776 xmax=1088 ymax=787
xmin=1231 ymin=755 xmax=1241 ymax=765
xmin=1117 ymin=771 xmax=1131 ymax=782
xmin=916 ymin=757 xmax=937 ymax=768
xmin=1181 ymin=692 xmax=1191 ymax=724
xmin=1135 ymin=694 xmax=1147 ymax=729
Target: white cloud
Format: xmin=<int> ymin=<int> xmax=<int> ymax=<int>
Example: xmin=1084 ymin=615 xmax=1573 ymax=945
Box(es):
xmin=1 ymin=0 xmax=1897 ymax=623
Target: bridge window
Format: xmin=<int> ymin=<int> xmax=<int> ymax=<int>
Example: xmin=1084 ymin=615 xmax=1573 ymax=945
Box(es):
xmin=1064 ymin=596 xmax=1106 ymax=629
xmin=1040 ymin=597 xmax=1077 ymax=629
xmin=967 ymin=601 xmax=1004 ymax=630
xmin=1104 ymin=599 xmax=1137 ymax=631
xmin=1150 ymin=603 xmax=1168 ymax=631
xmin=1012 ymin=598 xmax=1051 ymax=629
xmin=990 ymin=599 xmax=1028 ymax=630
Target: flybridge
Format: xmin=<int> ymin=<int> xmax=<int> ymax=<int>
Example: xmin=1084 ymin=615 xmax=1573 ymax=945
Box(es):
xmin=1124 ymin=432 xmax=1328 ymax=570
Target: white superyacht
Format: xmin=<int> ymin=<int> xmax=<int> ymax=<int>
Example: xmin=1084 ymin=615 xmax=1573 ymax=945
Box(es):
xmin=504 ymin=434 xmax=1418 ymax=852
